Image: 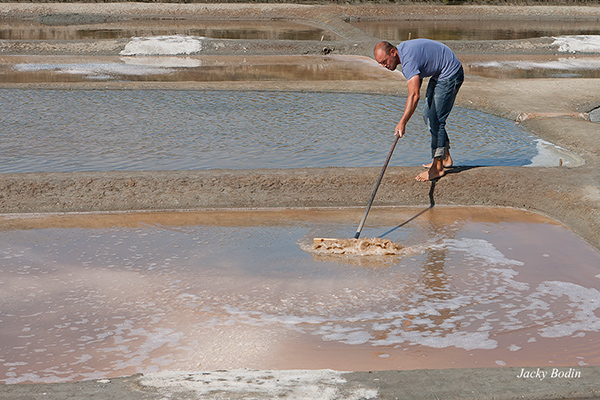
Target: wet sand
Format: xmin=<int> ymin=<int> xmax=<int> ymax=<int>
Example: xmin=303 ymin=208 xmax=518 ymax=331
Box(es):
xmin=1 ymin=2 xmax=600 ymax=399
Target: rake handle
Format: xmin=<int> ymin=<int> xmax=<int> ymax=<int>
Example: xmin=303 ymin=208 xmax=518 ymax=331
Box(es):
xmin=354 ymin=135 xmax=400 ymax=239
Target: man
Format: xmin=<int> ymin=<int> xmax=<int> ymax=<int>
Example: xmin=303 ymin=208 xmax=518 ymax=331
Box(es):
xmin=374 ymin=39 xmax=464 ymax=181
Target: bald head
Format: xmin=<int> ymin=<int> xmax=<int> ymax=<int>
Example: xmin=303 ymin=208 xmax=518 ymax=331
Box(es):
xmin=374 ymin=41 xmax=400 ymax=71
xmin=374 ymin=41 xmax=395 ymax=56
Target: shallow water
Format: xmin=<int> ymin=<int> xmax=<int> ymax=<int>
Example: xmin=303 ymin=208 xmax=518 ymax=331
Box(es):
xmin=352 ymin=20 xmax=600 ymax=42
xmin=2 ymin=19 xmax=597 ymax=42
xmin=1 ymin=207 xmax=600 ymax=383
xmin=0 ymin=20 xmax=338 ymax=41
xmin=0 ymin=55 xmax=391 ymax=83
xmin=0 ymin=89 xmax=559 ymax=174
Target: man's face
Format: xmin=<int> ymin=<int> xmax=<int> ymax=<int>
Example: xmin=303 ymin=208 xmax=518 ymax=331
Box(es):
xmin=375 ymin=48 xmax=400 ymax=71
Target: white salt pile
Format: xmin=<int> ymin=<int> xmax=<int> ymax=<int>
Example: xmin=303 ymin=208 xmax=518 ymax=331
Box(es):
xmin=552 ymin=35 xmax=600 ymax=53
xmin=120 ymin=35 xmax=204 ymax=56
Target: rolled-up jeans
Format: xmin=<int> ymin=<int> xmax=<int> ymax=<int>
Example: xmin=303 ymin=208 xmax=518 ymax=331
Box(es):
xmin=423 ymin=66 xmax=464 ymax=159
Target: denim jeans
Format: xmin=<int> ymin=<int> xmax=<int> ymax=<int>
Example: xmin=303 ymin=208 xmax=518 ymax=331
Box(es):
xmin=423 ymin=66 xmax=464 ymax=159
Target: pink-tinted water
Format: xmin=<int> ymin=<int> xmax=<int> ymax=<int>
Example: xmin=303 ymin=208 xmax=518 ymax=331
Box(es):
xmin=1 ymin=206 xmax=600 ymax=383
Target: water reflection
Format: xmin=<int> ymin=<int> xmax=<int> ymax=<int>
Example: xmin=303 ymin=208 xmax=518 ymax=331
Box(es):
xmin=352 ymin=19 xmax=600 ymax=41
xmin=0 ymin=20 xmax=338 ymax=41
xmin=416 ymin=210 xmax=457 ymax=335
xmin=0 ymin=56 xmax=389 ymax=83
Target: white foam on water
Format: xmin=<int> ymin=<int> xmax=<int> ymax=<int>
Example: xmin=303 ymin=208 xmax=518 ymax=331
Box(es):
xmin=319 ymin=328 xmax=373 ymax=345
xmin=199 ymin=237 xmax=600 ymax=352
xmin=552 ymin=35 xmax=600 ymax=53
xmin=140 ymin=370 xmax=378 ymax=400
xmin=2 ymin=317 xmax=186 ymax=384
xmin=435 ymin=238 xmax=524 ymax=266
xmin=471 ymin=57 xmax=600 ymax=70
xmin=120 ymin=35 xmax=204 ymax=56
xmin=398 ymin=330 xmax=497 ymax=351
xmin=528 ymin=281 xmax=600 ymax=338
xmin=13 ymin=62 xmax=173 ymax=78
xmin=192 ymin=238 xmax=530 ymax=351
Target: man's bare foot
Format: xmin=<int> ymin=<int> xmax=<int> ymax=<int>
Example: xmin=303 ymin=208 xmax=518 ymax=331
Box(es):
xmin=415 ymin=168 xmax=445 ymax=182
xmin=416 ymin=158 xmax=445 ymax=181
xmin=422 ymin=153 xmax=452 ymax=169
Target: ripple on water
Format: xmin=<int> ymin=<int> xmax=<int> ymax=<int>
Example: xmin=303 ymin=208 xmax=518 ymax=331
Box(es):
xmin=0 ymin=89 xmax=551 ymax=173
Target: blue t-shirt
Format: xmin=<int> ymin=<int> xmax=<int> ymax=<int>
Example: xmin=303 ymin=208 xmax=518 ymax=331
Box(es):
xmin=397 ymin=39 xmax=462 ymax=81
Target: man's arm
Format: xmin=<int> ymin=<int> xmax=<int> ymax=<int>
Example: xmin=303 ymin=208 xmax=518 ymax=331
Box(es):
xmin=395 ymin=74 xmax=422 ymax=137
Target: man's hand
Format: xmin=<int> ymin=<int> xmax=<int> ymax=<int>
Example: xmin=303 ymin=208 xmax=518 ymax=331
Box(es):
xmin=395 ymin=121 xmax=406 ymax=138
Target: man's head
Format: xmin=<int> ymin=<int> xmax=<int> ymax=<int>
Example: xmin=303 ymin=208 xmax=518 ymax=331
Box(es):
xmin=374 ymin=41 xmax=400 ymax=71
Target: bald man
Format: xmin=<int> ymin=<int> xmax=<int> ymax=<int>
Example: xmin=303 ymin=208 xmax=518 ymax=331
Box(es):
xmin=374 ymin=40 xmax=464 ymax=181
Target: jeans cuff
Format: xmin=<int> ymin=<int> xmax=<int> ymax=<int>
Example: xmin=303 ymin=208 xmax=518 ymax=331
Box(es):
xmin=432 ymin=145 xmax=450 ymax=159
